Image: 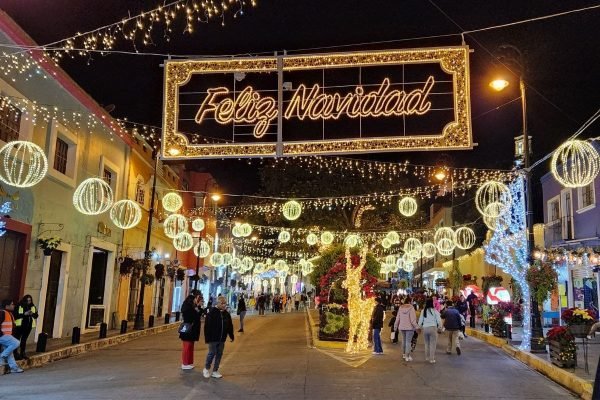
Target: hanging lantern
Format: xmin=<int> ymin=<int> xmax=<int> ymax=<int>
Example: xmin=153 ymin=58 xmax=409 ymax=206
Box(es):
xmin=240 ymin=223 xmax=253 ymax=237
xmin=381 ymin=238 xmax=392 ymax=249
xmin=386 ymin=231 xmax=400 ymax=244
xmin=73 ymin=178 xmax=114 ymax=215
xmin=344 ymin=234 xmax=360 ymax=248
xmin=278 ymin=230 xmax=291 ymax=243
xmin=173 ymin=232 xmax=194 ymax=252
xmin=242 ymin=256 xmax=254 ymax=270
xmin=403 ymin=261 xmax=415 ymax=273
xmin=192 ymin=218 xmax=205 ymax=232
xmin=0 ymin=140 xmax=48 ymax=188
xmin=162 ymin=192 xmax=183 ymax=212
xmin=163 ymin=213 xmax=188 ymax=238
xmin=194 ymin=240 xmax=210 ymax=258
xmin=551 ymin=139 xmax=599 ymax=188
xmin=222 ymin=253 xmax=233 ymax=265
xmin=109 ymin=199 xmax=142 ymax=229
xmin=398 ymin=196 xmax=418 ymax=217
xmin=232 ymin=224 xmax=242 ymax=237
xmin=422 ymin=242 xmax=437 ymax=259
xmin=454 ymin=227 xmax=476 ymax=250
xmin=434 ymin=227 xmax=455 ymax=244
xmin=282 ymin=200 xmax=302 ymax=221
xmin=306 ymin=233 xmax=318 ymax=246
xmin=403 ymin=237 xmax=422 ymax=254
xmin=385 ymin=255 xmax=396 ymax=265
xmin=321 ymin=231 xmax=334 ymax=245
xmin=475 ymin=181 xmax=511 ymax=217
xmin=437 ymin=238 xmax=455 ymax=256
xmin=210 ymin=252 xmax=224 ymax=266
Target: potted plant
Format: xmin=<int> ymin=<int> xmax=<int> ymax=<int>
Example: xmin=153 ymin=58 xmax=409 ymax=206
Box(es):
xmin=546 ymin=326 xmax=577 ymax=368
xmin=39 ymin=236 xmax=62 ymax=256
xmin=119 ymin=257 xmax=135 ymax=275
xmin=141 ymin=273 xmax=155 ymax=286
xmin=562 ymin=307 xmax=597 ymax=338
xmin=154 ymin=263 xmax=165 ymax=280
xmin=176 ymin=268 xmax=186 ymax=282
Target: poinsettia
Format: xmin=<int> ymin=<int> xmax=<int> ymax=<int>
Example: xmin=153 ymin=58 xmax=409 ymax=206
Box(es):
xmin=562 ymin=307 xmax=597 ymax=325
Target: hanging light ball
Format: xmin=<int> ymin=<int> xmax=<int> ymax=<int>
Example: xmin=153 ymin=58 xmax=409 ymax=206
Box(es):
xmin=109 ymin=199 xmax=142 ymax=229
xmin=222 ymin=253 xmax=233 ymax=265
xmin=475 ymin=181 xmax=511 ymax=217
xmin=270 ymin=277 xmax=277 ymax=287
xmin=403 ymin=261 xmax=415 ymax=273
xmin=344 ymin=234 xmax=360 ymax=248
xmin=386 ymin=231 xmax=400 ymax=244
xmin=282 ymin=200 xmax=302 ymax=221
xmin=403 ymin=238 xmax=422 ymax=254
xmin=398 ymin=196 xmax=418 ymax=217
xmin=454 ymin=227 xmax=476 ymax=250
xmin=381 ymin=238 xmax=392 ymax=249
xmin=210 ymin=252 xmax=224 ymax=266
xmin=254 ymin=262 xmax=265 ymax=274
xmin=241 ymin=256 xmax=254 ymax=270
xmin=191 ymin=218 xmax=205 ymax=232
xmin=0 ymin=140 xmax=48 ymax=188
xmin=173 ymin=232 xmax=194 ymax=252
xmin=262 ymin=280 xmax=269 ymax=290
xmin=422 ymin=242 xmax=437 ymax=259
xmin=551 ymin=139 xmax=599 ymax=188
xmin=437 ymin=238 xmax=455 ymax=256
xmin=232 ymin=224 xmax=242 ymax=237
xmin=385 ymin=255 xmax=396 ymax=265
xmin=240 ymin=223 xmax=253 ymax=237
xmin=306 ymin=233 xmax=318 ymax=246
xmin=274 ymin=259 xmax=287 ymax=271
xmin=434 ymin=227 xmax=455 ymax=244
xmin=321 ymin=231 xmax=334 ymax=245
xmin=290 ymin=274 xmax=298 ymax=285
xmin=405 ymin=250 xmax=421 ymax=263
xmin=380 ymin=263 xmax=391 ymax=274
xmin=194 ymin=240 xmax=211 ymax=258
xmin=163 ymin=213 xmax=188 ymax=238
xmin=162 ymin=192 xmax=183 ymax=212
xmin=231 ymin=257 xmax=242 ymax=270
xmin=278 ymin=230 xmax=291 ymax=243
xmin=73 ymin=178 xmax=114 ymax=215
xmin=396 ymin=257 xmax=405 ymax=271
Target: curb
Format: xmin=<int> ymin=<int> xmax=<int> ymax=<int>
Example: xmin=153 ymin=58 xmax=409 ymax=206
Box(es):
xmin=306 ymin=309 xmax=347 ymax=350
xmin=16 ymin=322 xmax=179 ymax=371
xmin=466 ymin=327 xmax=594 ymax=400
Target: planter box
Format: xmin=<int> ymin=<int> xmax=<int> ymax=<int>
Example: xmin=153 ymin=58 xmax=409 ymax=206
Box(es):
xmin=549 ymin=340 xmax=577 ymax=368
xmin=319 ymin=306 xmax=350 ymax=342
xmin=568 ymin=324 xmax=591 ymax=339
xmin=492 ymin=324 xmax=507 ymax=338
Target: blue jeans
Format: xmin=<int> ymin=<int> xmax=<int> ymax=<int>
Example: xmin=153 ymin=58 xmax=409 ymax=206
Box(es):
xmin=401 ymin=330 xmax=414 ymax=356
xmin=239 ymin=311 xmax=246 ymax=330
xmin=372 ymin=328 xmax=382 ymax=353
xmin=205 ymin=341 xmax=225 ymax=371
xmin=0 ymin=334 xmax=20 ymax=370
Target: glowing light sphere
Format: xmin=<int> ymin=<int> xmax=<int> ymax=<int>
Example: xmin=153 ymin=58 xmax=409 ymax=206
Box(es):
xmin=454 ymin=227 xmax=476 ymax=250
xmin=434 ymin=227 xmax=455 ymax=244
xmin=422 ymin=242 xmax=437 ymax=259
xmin=381 ymin=238 xmax=392 ymax=249
xmin=306 ymin=233 xmax=318 ymax=246
xmin=398 ymin=196 xmax=418 ymax=217
xmin=405 ymin=249 xmax=421 ymax=263
xmin=551 ymin=139 xmax=600 ymax=188
xmin=254 ymin=262 xmax=265 ymax=274
xmin=274 ymin=259 xmax=287 ymax=271
xmin=173 ymin=232 xmax=194 ymax=252
xmin=232 ymin=224 xmax=242 ymax=237
xmin=0 ymin=140 xmax=48 ymax=188
xmin=262 ymin=280 xmax=269 ymax=290
xmin=403 ymin=237 xmax=422 ymax=254
xmin=222 ymin=253 xmax=233 ymax=265
xmin=403 ymin=261 xmax=415 ymax=273
xmin=380 ymin=263 xmax=391 ymax=274
xmin=242 ymin=256 xmax=254 ymax=270
xmin=396 ymin=257 xmax=405 ymax=270
xmin=109 ymin=199 xmax=142 ymax=229
xmin=194 ymin=240 xmax=211 ymax=258
xmin=386 ymin=231 xmax=400 ymax=244
xmin=344 ymin=234 xmax=360 ymax=248
xmin=231 ymin=257 xmax=242 ymax=270
xmin=163 ymin=213 xmax=188 ymax=238
xmin=291 ymin=274 xmax=298 ymax=284
xmin=475 ymin=181 xmax=511 ymax=217
xmin=73 ymin=178 xmax=114 ymax=215
xmin=321 ymin=231 xmax=334 ymax=245
xmin=437 ymin=238 xmax=455 ymax=256
xmin=239 ymin=223 xmax=253 ymax=237
xmin=191 ymin=218 xmax=205 ymax=232
xmin=282 ymin=200 xmax=302 ymax=221
xmin=162 ymin=192 xmax=183 ymax=212
xmin=385 ymin=255 xmax=396 ymax=265
xmin=210 ymin=252 xmax=224 ymax=266
xmin=278 ymin=230 xmax=291 ymax=243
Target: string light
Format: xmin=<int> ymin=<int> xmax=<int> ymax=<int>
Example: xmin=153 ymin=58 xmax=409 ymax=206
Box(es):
xmin=398 ymin=196 xmax=418 ymax=217
xmin=194 ymin=240 xmax=211 ymax=258
xmin=173 ymin=232 xmax=194 ymax=252
xmin=0 ymin=141 xmax=48 ymax=188
xmin=551 ymin=139 xmax=599 ymax=188
xmin=454 ymin=226 xmax=476 ymax=250
xmin=73 ymin=178 xmax=114 ymax=215
xmin=192 ymin=218 xmax=205 ymax=232
xmin=162 ymin=192 xmax=183 ymax=212
xmin=475 ymin=180 xmax=511 ymax=218
xmin=344 ymin=247 xmax=375 ymax=353
xmin=278 ymin=230 xmax=291 ymax=243
xmin=282 ymin=200 xmax=302 ymax=221
xmin=321 ymin=231 xmax=334 ymax=245
xmin=163 ymin=213 xmax=188 ymax=238
xmin=109 ymin=199 xmax=142 ymax=229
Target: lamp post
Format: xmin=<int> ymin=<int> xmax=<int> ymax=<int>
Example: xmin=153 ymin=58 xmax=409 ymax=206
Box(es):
xmin=210 ymin=193 xmax=221 ymax=295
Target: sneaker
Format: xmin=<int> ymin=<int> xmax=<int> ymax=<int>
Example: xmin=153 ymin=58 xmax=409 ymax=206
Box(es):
xmin=202 ymin=368 xmax=211 ymax=378
xmin=456 ymin=347 xmax=461 ymax=356
xmin=238 ymin=329 xmax=244 ymax=333
xmin=406 ymin=355 xmax=413 ymax=362
xmin=211 ymin=371 xmax=223 ymax=379
xmin=10 ymin=368 xmax=24 ymax=374
xmin=181 ymin=365 xmax=194 ymax=370
xmin=372 ymin=351 xmax=379 ymax=355
xmin=430 ymin=359 xmax=436 ymax=364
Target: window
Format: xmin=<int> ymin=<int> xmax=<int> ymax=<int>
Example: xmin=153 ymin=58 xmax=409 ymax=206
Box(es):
xmin=0 ymin=102 xmax=21 ymax=143
xmin=135 ymin=180 xmax=145 ymax=206
xmin=53 ymin=137 xmax=69 ymax=174
xmin=580 ymin=182 xmax=595 ymax=209
xmin=103 ymin=168 xmax=112 ymax=186
xmin=548 ymin=199 xmax=560 ymax=223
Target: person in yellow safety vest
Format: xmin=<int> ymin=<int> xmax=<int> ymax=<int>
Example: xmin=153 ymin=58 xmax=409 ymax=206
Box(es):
xmin=0 ymin=299 xmax=24 ymax=374
xmin=14 ymin=295 xmax=38 ymax=360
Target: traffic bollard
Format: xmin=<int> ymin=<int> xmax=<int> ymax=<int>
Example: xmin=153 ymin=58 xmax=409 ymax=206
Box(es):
xmin=175 ymin=311 xmax=181 ymax=322
xmin=36 ymin=332 xmax=48 ymax=353
xmin=164 ymin=313 xmax=170 ymax=324
xmin=120 ymin=320 xmax=128 ymax=334
xmin=99 ymin=322 xmax=108 ymax=339
xmin=148 ymin=315 xmax=154 ymax=328
xmin=71 ymin=327 xmax=81 ymax=344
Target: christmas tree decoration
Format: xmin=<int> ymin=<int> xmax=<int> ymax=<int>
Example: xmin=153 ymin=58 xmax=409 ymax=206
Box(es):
xmin=173 ymin=232 xmax=194 ymax=252
xmin=239 ymin=223 xmax=253 ymax=237
xmin=73 ymin=178 xmax=114 ymax=215
xmin=551 ymin=139 xmax=599 ymax=188
xmin=0 ymin=141 xmax=48 ymax=188
xmin=163 ymin=213 xmax=188 ymax=238
xmin=162 ymin=192 xmax=183 ymax=212
xmin=386 ymin=231 xmax=400 ymax=244
xmin=454 ymin=227 xmax=476 ymax=250
xmin=191 ymin=218 xmax=205 ymax=232
xmin=193 ymin=240 xmax=210 ymax=258
xmin=475 ymin=180 xmax=511 ymax=217
xmin=278 ymin=230 xmax=291 ymax=243
xmin=109 ymin=199 xmax=142 ymax=229
xmin=210 ymin=252 xmax=224 ymax=266
xmin=282 ymin=200 xmax=302 ymax=220
xmin=381 ymin=238 xmax=392 ymax=249
xmin=398 ymin=196 xmax=418 ymax=217
xmin=306 ymin=233 xmax=319 ymax=246
xmin=422 ymin=242 xmax=437 ymax=259
xmin=344 ymin=234 xmax=360 ymax=248
xmin=403 ymin=237 xmax=422 ymax=254
xmin=436 ymin=238 xmax=455 ymax=256
xmin=321 ymin=231 xmax=334 ymax=245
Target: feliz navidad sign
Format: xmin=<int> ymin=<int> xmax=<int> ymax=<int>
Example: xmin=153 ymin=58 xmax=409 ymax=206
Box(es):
xmin=162 ymin=46 xmax=473 ymax=159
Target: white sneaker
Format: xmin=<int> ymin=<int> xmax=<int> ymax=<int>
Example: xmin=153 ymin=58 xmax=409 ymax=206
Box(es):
xmin=372 ymin=351 xmax=379 ymax=355
xmin=406 ymin=355 xmax=413 ymax=362
xmin=402 ymin=354 xmax=406 ymax=360
xmin=202 ymin=368 xmax=211 ymax=378
xmin=181 ymin=364 xmax=194 ymax=370
xmin=211 ymin=371 xmax=223 ymax=379
xmin=430 ymin=359 xmax=436 ymax=364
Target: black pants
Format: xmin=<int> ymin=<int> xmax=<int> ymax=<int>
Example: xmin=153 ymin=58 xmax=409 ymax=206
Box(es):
xmin=469 ymin=307 xmax=476 ymax=328
xmin=14 ymin=324 xmax=32 ymax=356
xmin=295 ymin=301 xmax=299 ymax=311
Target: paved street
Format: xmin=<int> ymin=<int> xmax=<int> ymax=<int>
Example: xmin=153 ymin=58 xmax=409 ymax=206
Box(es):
xmin=0 ymin=312 xmax=577 ymax=399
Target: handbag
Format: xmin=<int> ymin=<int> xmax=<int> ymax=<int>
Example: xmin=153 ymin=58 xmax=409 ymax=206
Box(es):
xmin=178 ymin=322 xmax=193 ymax=334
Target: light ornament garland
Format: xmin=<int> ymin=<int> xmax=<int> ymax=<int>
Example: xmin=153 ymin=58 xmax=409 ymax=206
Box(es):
xmin=422 ymin=242 xmax=437 ymax=259
xmin=162 ymin=192 xmax=183 ymax=212
xmin=403 ymin=237 xmax=422 ymax=254
xmin=194 ymin=240 xmax=211 ymax=258
xmin=73 ymin=178 xmax=114 ymax=215
xmin=454 ymin=227 xmax=476 ymax=250
xmin=282 ymin=200 xmax=302 ymax=221
xmin=173 ymin=232 xmax=194 ymax=252
xmin=436 ymin=238 xmax=455 ymax=256
xmin=109 ymin=199 xmax=142 ymax=229
xmin=239 ymin=223 xmax=253 ymax=237
xmin=321 ymin=231 xmax=334 ymax=245
xmin=163 ymin=213 xmax=188 ymax=238
xmin=0 ymin=141 xmax=48 ymax=188
xmin=344 ymin=234 xmax=360 ymax=248
xmin=475 ymin=181 xmax=512 ymax=218
xmin=551 ymin=140 xmax=599 ymax=188
xmin=192 ymin=218 xmax=205 ymax=232
xmin=278 ymin=230 xmax=291 ymax=243
xmin=306 ymin=233 xmax=319 ymax=246
xmin=386 ymin=231 xmax=400 ymax=244
xmin=381 ymin=238 xmax=392 ymax=249
xmin=210 ymin=252 xmax=224 ymax=266
xmin=398 ymin=196 xmax=418 ymax=217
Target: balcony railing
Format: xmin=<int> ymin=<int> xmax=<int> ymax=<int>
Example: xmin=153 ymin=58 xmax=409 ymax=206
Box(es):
xmin=545 ymin=216 xmax=574 ymax=245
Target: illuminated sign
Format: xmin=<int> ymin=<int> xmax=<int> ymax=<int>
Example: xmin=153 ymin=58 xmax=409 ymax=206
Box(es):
xmin=486 ymin=287 xmax=511 ymax=305
xmin=162 ymin=47 xmax=473 ymax=159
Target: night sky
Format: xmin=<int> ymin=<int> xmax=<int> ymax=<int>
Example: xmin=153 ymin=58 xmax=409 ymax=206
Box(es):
xmin=2 ymin=0 xmax=599 ymax=219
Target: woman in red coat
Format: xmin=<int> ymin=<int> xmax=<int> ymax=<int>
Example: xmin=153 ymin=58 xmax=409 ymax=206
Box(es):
xmin=179 ymin=293 xmax=203 ymax=370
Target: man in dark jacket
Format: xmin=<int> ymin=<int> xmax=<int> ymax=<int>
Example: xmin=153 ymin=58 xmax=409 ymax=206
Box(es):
xmin=441 ymin=300 xmax=463 ymax=356
xmin=371 ymin=297 xmax=385 ymax=355
xmin=466 ymin=291 xmax=478 ymax=328
xmin=203 ymin=296 xmax=234 ymax=379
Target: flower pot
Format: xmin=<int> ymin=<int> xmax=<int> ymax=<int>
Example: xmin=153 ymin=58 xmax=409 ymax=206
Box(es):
xmin=568 ymin=323 xmax=591 ymax=339
xmin=549 ymin=340 xmax=576 ymax=368
xmin=43 ymin=248 xmax=53 ymax=256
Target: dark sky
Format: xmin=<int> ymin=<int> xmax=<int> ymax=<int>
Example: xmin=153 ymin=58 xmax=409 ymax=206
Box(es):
xmin=2 ymin=0 xmax=599 ymax=213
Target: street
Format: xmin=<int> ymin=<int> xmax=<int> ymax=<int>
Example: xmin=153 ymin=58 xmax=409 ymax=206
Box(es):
xmin=0 ymin=312 xmax=576 ymax=399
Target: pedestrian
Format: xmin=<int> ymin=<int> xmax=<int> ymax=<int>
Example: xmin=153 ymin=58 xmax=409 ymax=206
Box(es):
xmin=301 ymin=293 xmax=307 ymax=310
xmin=294 ymin=292 xmax=301 ymax=311
xmin=388 ymin=310 xmax=399 ymax=343
xmin=466 ymin=290 xmax=478 ymax=328
xmin=456 ymin=295 xmax=468 ymax=336
xmin=237 ymin=295 xmax=247 ymax=333
xmin=432 ymin=294 xmax=441 ymax=312
xmin=418 ymin=298 xmax=443 ymax=363
xmin=371 ymin=297 xmax=385 ymax=355
xmin=257 ymin=293 xmax=266 ymax=316
xmin=394 ymin=296 xmax=419 ymax=361
xmin=441 ymin=300 xmax=463 ymax=356
xmin=179 ymin=293 xmax=203 ymax=370
xmin=0 ymin=299 xmax=24 ymax=374
xmin=13 ymin=294 xmax=38 ymax=360
xmin=203 ymin=296 xmax=234 ymax=379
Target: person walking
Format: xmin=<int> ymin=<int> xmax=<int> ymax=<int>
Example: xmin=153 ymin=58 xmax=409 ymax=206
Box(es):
xmin=456 ymin=295 xmax=468 ymax=336
xmin=394 ymin=296 xmax=419 ymax=361
xmin=371 ymin=297 xmax=385 ymax=354
xmin=237 ymin=295 xmax=247 ymax=333
xmin=441 ymin=300 xmax=463 ymax=356
xmin=466 ymin=290 xmax=478 ymax=328
xmin=257 ymin=293 xmax=266 ymax=316
xmin=0 ymin=299 xmax=24 ymax=374
xmin=203 ymin=296 xmax=234 ymax=379
xmin=418 ymin=298 xmax=443 ymax=363
xmin=388 ymin=310 xmax=399 ymax=344
xmin=13 ymin=294 xmax=38 ymax=360
xmin=179 ymin=294 xmax=203 ymax=370
xmin=294 ymin=292 xmax=301 ymax=311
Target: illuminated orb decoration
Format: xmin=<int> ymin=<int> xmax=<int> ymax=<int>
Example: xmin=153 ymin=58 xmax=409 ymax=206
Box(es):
xmin=381 ymin=238 xmax=392 ymax=249
xmin=475 ymin=181 xmax=511 ymax=217
xmin=551 ymin=139 xmax=599 ymax=188
xmin=222 ymin=253 xmax=233 ymax=265
xmin=434 ymin=227 xmax=455 ymax=244
xmin=239 ymin=223 xmax=253 ymax=237
xmin=386 ymin=231 xmax=400 ymax=244
xmin=396 ymin=257 xmax=405 ymax=270
xmin=403 ymin=261 xmax=415 ymax=273
xmin=405 ymin=250 xmax=421 ymax=263
xmin=291 ymin=274 xmax=299 ymax=285
xmin=163 ymin=213 xmax=188 ymax=238
xmin=422 ymin=242 xmax=437 ymax=259
xmin=109 ymin=200 xmax=142 ymax=229
xmin=482 ymin=203 xmax=509 ymax=231
xmin=454 ymin=227 xmax=476 ymax=250
xmin=193 ymin=240 xmax=210 ymax=258
xmin=385 ymin=255 xmax=396 ymax=265
xmin=436 ymin=238 xmax=455 ymax=256
xmin=306 ymin=233 xmax=319 ymax=246
xmin=162 ymin=192 xmax=183 ymax=212
xmin=321 ymin=231 xmax=334 ymax=245
xmin=242 ymin=256 xmax=254 ymax=270
xmin=262 ymin=280 xmax=269 ymax=290
xmin=210 ymin=252 xmax=224 ymax=266
xmin=403 ymin=237 xmax=422 ymax=254
xmin=231 ymin=257 xmax=242 ymax=270
xmin=173 ymin=232 xmax=194 ymax=252
xmin=380 ymin=263 xmax=391 ymax=274
xmin=232 ymin=224 xmax=242 ymax=237
xmin=278 ymin=230 xmax=291 ymax=243
xmin=344 ymin=234 xmax=360 ymax=248
xmin=398 ymin=196 xmax=418 ymax=217
xmin=274 ymin=259 xmax=287 ymax=271
xmin=0 ymin=141 xmax=48 ymax=188
xmin=254 ymin=262 xmax=266 ymax=274
xmin=282 ymin=200 xmax=302 ymax=221
xmin=73 ymin=178 xmax=114 ymax=215
xmin=191 ymin=218 xmax=205 ymax=232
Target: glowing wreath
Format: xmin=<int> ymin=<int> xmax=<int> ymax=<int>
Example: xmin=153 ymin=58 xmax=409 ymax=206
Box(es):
xmin=0 ymin=140 xmax=48 ymax=188
xmin=110 ymin=199 xmax=142 ymax=229
xmin=73 ymin=178 xmax=113 ymax=215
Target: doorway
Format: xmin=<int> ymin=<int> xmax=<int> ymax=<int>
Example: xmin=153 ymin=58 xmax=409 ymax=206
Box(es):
xmin=42 ymin=250 xmax=62 ymax=337
xmin=0 ymin=230 xmax=26 ymax=301
xmin=86 ymin=249 xmax=108 ymax=328
xmin=561 ymin=189 xmax=574 ymax=240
